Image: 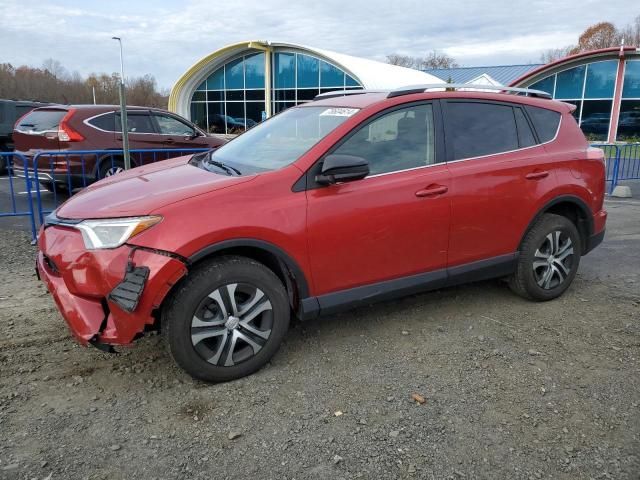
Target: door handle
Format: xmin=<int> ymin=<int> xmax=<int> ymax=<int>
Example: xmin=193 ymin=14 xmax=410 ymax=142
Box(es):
xmin=415 ymin=185 xmax=448 ymax=197
xmin=165 ymin=138 xmax=175 ymax=144
xmin=525 ymin=171 xmax=549 ymax=180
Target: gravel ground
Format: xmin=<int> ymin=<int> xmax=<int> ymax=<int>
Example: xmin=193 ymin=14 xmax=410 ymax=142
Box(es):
xmin=1 ymin=200 xmax=639 ymax=480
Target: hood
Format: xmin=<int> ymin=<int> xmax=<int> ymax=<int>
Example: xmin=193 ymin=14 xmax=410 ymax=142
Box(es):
xmin=56 ymin=155 xmax=255 ymax=219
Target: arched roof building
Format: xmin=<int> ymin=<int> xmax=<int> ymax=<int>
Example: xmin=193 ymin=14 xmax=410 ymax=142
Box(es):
xmin=510 ymin=46 xmax=640 ymax=143
xmin=168 ymin=40 xmax=443 ymax=134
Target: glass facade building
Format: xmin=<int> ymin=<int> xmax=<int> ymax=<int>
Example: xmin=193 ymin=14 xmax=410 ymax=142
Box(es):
xmin=189 ymin=51 xmax=362 ymax=134
xmin=516 ymin=49 xmax=640 ymax=142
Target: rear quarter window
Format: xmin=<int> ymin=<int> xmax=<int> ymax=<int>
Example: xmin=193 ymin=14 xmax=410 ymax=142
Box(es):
xmin=16 ymin=110 xmax=66 ymax=133
xmin=525 ymin=105 xmax=561 ymax=143
xmin=87 ymin=112 xmax=118 ymax=132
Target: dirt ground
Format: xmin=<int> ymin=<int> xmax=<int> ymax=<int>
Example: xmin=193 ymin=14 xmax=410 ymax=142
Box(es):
xmin=1 ymin=200 xmax=638 ymax=480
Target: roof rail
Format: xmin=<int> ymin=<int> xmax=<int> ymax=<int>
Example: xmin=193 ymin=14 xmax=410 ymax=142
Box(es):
xmin=387 ymin=83 xmax=552 ymax=99
xmin=314 ymin=89 xmax=384 ymax=100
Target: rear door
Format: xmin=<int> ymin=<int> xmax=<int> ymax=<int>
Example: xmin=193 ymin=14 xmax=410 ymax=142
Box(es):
xmin=442 ymin=100 xmax=556 ymax=268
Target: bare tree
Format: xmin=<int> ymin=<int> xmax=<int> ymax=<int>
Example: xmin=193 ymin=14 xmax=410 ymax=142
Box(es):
xmin=386 ymin=54 xmax=418 ymax=68
xmin=0 ymin=60 xmax=167 ymax=108
xmin=387 ymin=51 xmax=459 ymax=70
xmin=540 ymin=45 xmax=576 ymax=63
xmin=419 ymin=50 xmax=459 ymax=69
xmin=42 ymin=58 xmax=67 ymax=80
xmin=618 ymin=15 xmax=640 ymax=47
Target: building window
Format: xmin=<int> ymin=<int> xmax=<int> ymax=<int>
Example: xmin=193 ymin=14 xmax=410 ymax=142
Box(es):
xmin=584 ymin=60 xmax=617 ymax=99
xmin=271 ymin=51 xmax=362 ymax=114
xmin=530 ymin=76 xmax=555 ymax=97
xmin=191 ymin=50 xmax=362 ymax=134
xmin=190 ymin=52 xmax=266 ymax=134
xmin=617 ymin=60 xmax=640 ymax=141
xmin=528 ymin=60 xmax=620 ymax=141
xmin=622 ymin=60 xmax=640 ymax=98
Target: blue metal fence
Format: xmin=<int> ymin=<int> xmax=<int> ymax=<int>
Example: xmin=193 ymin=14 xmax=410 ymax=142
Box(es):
xmin=0 ymin=148 xmax=208 ymax=241
xmin=592 ymin=143 xmax=640 ymax=194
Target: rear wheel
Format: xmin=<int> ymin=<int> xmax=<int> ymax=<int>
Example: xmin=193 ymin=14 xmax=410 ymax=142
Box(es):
xmin=509 ymin=213 xmax=581 ymax=301
xmin=163 ymin=256 xmax=290 ymax=383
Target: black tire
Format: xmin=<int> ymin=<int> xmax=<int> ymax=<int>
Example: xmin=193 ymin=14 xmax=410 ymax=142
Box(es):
xmin=98 ymin=157 xmax=125 ymax=180
xmin=509 ymin=213 xmax=581 ymax=301
xmin=40 ymin=181 xmax=68 ymax=194
xmin=163 ymin=256 xmax=290 ymax=383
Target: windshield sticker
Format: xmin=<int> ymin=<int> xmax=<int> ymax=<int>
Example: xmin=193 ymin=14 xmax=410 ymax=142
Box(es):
xmin=319 ymin=108 xmax=359 ymax=117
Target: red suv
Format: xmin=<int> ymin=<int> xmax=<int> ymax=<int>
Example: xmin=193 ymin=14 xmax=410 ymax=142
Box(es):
xmin=36 ymin=86 xmax=607 ymax=382
xmin=12 ymin=105 xmax=225 ymax=190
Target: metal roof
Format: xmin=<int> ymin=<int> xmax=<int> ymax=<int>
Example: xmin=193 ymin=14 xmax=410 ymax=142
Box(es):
xmin=424 ymin=64 xmax=542 ymax=86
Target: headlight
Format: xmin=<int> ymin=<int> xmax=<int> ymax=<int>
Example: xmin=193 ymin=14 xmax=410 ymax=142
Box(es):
xmin=75 ymin=216 xmax=162 ymax=250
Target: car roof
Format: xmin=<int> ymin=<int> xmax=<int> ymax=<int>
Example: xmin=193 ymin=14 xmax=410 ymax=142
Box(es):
xmin=304 ymin=90 xmax=572 ymax=113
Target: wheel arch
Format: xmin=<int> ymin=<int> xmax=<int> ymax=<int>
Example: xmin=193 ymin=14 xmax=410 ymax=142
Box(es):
xmin=520 ymin=195 xmax=593 ymax=254
xmin=187 ymin=239 xmax=311 ymax=311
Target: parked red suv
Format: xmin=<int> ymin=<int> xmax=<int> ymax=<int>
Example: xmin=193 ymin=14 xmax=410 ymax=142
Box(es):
xmin=12 ymin=105 xmax=225 ymax=190
xmin=37 ymin=86 xmax=607 ymax=382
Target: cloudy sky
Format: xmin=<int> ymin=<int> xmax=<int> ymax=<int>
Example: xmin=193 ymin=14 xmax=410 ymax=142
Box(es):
xmin=0 ymin=0 xmax=636 ymax=89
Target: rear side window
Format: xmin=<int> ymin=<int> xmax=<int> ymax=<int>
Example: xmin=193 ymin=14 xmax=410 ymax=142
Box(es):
xmin=15 ymin=109 xmax=66 ymax=133
xmin=446 ymin=102 xmax=519 ymax=160
xmin=514 ymin=107 xmax=537 ymax=148
xmin=525 ymin=106 xmax=561 ymax=143
xmin=88 ymin=112 xmax=118 ymax=132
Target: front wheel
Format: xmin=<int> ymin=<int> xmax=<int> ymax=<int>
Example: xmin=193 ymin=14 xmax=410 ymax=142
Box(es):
xmin=163 ymin=256 xmax=290 ymax=383
xmin=509 ymin=213 xmax=581 ymax=301
xmin=98 ymin=158 xmax=125 ymax=180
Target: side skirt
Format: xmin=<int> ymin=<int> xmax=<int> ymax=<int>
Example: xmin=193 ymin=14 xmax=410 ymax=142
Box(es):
xmin=298 ymin=253 xmax=518 ymax=320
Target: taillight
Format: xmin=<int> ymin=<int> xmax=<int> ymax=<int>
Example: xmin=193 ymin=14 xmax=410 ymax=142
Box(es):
xmin=58 ymin=109 xmax=84 ymax=142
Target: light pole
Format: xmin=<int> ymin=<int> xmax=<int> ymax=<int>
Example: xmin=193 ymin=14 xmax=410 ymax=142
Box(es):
xmin=112 ymin=36 xmax=131 ymax=170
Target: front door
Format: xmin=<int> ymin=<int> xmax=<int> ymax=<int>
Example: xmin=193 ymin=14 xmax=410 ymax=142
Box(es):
xmin=305 ymin=102 xmax=451 ymax=297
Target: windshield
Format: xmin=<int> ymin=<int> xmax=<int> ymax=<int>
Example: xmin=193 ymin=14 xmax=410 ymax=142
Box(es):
xmin=209 ymin=106 xmax=359 ymax=174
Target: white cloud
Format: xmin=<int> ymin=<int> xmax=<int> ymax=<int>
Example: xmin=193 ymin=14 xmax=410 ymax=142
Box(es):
xmin=0 ymin=0 xmax=636 ymax=88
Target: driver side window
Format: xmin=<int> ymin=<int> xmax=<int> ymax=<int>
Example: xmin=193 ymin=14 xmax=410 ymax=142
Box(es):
xmin=333 ymin=104 xmax=435 ymax=176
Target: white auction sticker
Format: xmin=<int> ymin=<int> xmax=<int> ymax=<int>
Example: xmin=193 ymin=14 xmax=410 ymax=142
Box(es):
xmin=319 ymin=108 xmax=359 ymax=117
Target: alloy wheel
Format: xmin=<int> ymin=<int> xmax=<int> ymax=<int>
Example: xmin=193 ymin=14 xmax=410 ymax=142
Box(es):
xmin=190 ymin=283 xmax=273 ymax=367
xmin=532 ymin=231 xmax=574 ymax=290
xmin=104 ymin=166 xmax=124 ymax=177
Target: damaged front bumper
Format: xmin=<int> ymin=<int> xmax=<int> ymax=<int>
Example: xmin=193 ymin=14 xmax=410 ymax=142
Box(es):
xmin=37 ymin=225 xmax=187 ymax=347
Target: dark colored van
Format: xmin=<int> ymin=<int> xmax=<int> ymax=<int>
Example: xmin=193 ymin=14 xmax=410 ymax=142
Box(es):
xmin=0 ymin=99 xmax=50 ymax=173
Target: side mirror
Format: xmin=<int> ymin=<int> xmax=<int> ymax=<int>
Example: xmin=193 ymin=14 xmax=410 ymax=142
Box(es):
xmin=316 ymin=154 xmax=369 ymax=185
